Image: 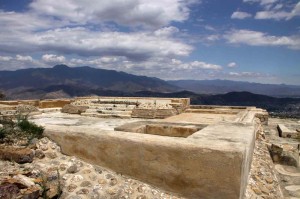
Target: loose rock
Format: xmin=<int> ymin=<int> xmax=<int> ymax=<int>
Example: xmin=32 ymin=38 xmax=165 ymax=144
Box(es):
xmin=35 ymin=149 xmax=45 ymax=159
xmin=67 ymin=165 xmax=78 ymax=174
xmin=0 ymin=146 xmax=34 ymax=164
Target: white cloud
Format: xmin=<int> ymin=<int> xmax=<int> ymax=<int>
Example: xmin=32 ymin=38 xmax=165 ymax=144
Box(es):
xmin=68 ymin=56 xmax=222 ymax=71
xmin=0 ymin=2 xmax=197 ymax=62
xmin=0 ymin=19 xmax=193 ymax=61
xmin=0 ymin=56 xmax=12 ymax=61
xmin=245 ymin=1 xmax=300 ymax=20
xmin=42 ymin=54 xmax=66 ymax=63
xmin=16 ymin=55 xmax=33 ymax=62
xmin=255 ymin=10 xmax=290 ymax=20
xmin=204 ymin=25 xmax=215 ymax=31
xmin=273 ymin=4 xmax=283 ymax=10
xmin=171 ymin=59 xmax=182 ymax=65
xmin=231 ymin=11 xmax=252 ymax=19
xmin=243 ymin=0 xmax=278 ymax=6
xmin=29 ymin=0 xmax=196 ymax=28
xmin=154 ymin=26 xmax=179 ymax=37
xmin=190 ymin=61 xmax=222 ymax=70
xmin=206 ymin=34 xmax=220 ymax=41
xmin=289 ymin=2 xmax=300 ymax=20
xmin=229 ymin=71 xmax=266 ymax=78
xmin=34 ymin=27 xmax=192 ymax=60
xmin=224 ymin=29 xmax=300 ymax=50
xmin=227 ymin=62 xmax=237 ymax=68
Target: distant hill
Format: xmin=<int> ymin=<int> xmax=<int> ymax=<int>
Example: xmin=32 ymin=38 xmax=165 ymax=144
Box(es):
xmin=132 ymin=91 xmax=300 ymax=118
xmin=0 ymin=65 xmax=178 ymax=99
xmin=168 ymin=79 xmax=300 ymax=97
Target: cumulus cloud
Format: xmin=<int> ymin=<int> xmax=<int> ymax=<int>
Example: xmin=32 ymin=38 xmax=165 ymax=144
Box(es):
xmin=68 ymin=56 xmax=222 ymax=71
xmin=42 ymin=54 xmax=66 ymax=63
xmin=244 ymin=0 xmax=300 ymax=20
xmin=154 ymin=26 xmax=179 ymax=37
xmin=224 ymin=29 xmax=300 ymax=50
xmin=16 ymin=55 xmax=33 ymax=62
xmin=37 ymin=27 xmax=191 ymax=60
xmin=254 ymin=10 xmax=289 ymax=20
xmin=288 ymin=2 xmax=300 ymax=19
xmin=243 ymin=0 xmax=278 ymax=6
xmin=228 ymin=71 xmax=267 ymax=78
xmin=189 ymin=61 xmax=222 ymax=70
xmin=206 ymin=34 xmax=220 ymax=41
xmin=231 ymin=11 xmax=252 ymax=19
xmin=0 ymin=22 xmax=193 ymax=61
xmin=227 ymin=62 xmax=237 ymax=68
xmin=0 ymin=56 xmax=12 ymax=61
xmin=29 ymin=0 xmax=195 ymax=28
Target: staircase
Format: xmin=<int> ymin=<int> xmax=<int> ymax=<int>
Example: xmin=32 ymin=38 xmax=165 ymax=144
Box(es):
xmin=79 ymin=103 xmax=136 ymax=119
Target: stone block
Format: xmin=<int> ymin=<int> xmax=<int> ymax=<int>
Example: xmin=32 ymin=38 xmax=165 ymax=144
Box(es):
xmin=277 ymin=124 xmax=299 ymax=138
xmin=269 ymin=143 xmax=299 ymax=167
xmin=0 ymin=146 xmax=34 ymax=164
xmin=39 ymin=99 xmax=71 ymax=108
xmin=61 ymin=104 xmax=88 ymax=114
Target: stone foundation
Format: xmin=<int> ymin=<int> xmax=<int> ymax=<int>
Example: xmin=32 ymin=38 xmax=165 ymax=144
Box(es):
xmin=1 ymin=97 xmax=270 ymax=199
xmin=43 ymin=107 xmax=265 ymax=199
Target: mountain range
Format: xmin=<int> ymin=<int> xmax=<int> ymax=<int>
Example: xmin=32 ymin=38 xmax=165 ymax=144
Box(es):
xmin=0 ymin=65 xmax=299 ymax=118
xmin=1 ymin=65 xmax=300 ymax=99
xmin=168 ymin=80 xmax=300 ymax=97
xmin=0 ymin=64 xmax=176 ymax=94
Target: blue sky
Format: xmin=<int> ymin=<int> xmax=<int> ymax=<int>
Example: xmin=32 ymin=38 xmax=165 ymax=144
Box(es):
xmin=0 ymin=0 xmax=299 ymax=85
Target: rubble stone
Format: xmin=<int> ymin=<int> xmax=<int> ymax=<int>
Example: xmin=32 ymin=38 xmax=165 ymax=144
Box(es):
xmin=269 ymin=143 xmax=299 ymax=167
xmin=0 ymin=146 xmax=34 ymax=164
xmin=61 ymin=104 xmax=88 ymax=114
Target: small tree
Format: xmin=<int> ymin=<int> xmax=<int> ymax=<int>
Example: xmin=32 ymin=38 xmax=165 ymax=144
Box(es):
xmin=0 ymin=91 xmax=5 ymax=100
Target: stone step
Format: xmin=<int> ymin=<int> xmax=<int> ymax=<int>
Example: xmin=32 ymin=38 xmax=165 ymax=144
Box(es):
xmin=185 ymin=109 xmax=239 ymax=114
xmin=169 ymin=103 xmax=182 ymax=107
xmin=85 ymin=109 xmax=132 ymax=114
xmin=81 ymin=113 xmax=131 ymax=119
xmin=96 ymin=110 xmax=132 ymax=115
xmin=100 ymin=114 xmax=131 ymax=119
xmin=88 ymin=104 xmax=136 ymax=109
xmin=96 ymin=108 xmax=134 ymax=111
xmin=40 ymin=108 xmax=61 ymax=113
xmin=81 ymin=113 xmax=98 ymax=117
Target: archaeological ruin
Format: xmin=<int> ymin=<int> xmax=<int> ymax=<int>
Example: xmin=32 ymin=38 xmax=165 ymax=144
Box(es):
xmin=0 ymin=96 xmax=299 ymax=199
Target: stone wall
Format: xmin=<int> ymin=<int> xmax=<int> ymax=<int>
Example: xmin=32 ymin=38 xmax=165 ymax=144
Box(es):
xmin=131 ymin=109 xmax=177 ymax=119
xmin=38 ymin=99 xmax=72 ymax=108
xmin=45 ymin=120 xmax=256 ymax=199
xmin=0 ymin=99 xmax=71 ymax=109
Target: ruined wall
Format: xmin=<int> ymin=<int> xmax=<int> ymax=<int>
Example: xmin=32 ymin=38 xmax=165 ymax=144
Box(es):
xmin=45 ymin=120 xmax=256 ymax=199
xmin=0 ymin=99 xmax=72 ymax=109
xmin=38 ymin=99 xmax=72 ymax=108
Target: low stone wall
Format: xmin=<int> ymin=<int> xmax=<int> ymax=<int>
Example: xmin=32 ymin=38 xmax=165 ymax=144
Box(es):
xmin=38 ymin=99 xmax=72 ymax=108
xmin=190 ymin=105 xmax=251 ymax=109
xmin=277 ymin=124 xmax=299 ymax=138
xmin=131 ymin=108 xmax=177 ymax=119
xmin=45 ymin=120 xmax=256 ymax=199
xmin=0 ymin=99 xmax=72 ymax=109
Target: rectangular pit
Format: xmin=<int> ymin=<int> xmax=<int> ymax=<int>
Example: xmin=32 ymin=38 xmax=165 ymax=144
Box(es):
xmin=115 ymin=121 xmax=206 ymax=138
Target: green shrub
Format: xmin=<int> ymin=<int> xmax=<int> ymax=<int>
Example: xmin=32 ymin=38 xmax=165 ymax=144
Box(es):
xmin=0 ymin=115 xmax=44 ymax=144
xmin=0 ymin=128 xmax=6 ymax=139
xmin=17 ymin=118 xmax=44 ymax=139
